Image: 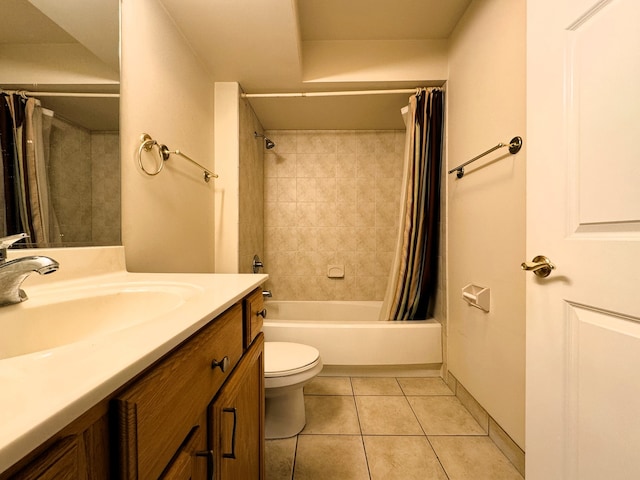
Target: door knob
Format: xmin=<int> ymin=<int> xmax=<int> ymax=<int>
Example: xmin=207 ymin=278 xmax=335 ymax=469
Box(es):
xmin=521 ymin=255 xmax=555 ymax=278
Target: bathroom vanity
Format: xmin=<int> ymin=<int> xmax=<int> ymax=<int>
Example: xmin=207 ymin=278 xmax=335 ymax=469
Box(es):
xmin=0 ymin=247 xmax=267 ymax=480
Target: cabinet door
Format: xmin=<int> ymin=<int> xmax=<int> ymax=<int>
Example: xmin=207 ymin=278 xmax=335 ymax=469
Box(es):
xmin=8 ymin=436 xmax=82 ymax=480
xmin=160 ymin=420 xmax=208 ymax=480
xmin=210 ymin=333 xmax=264 ymax=480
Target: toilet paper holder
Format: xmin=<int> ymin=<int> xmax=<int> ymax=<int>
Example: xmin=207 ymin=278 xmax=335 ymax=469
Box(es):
xmin=462 ymin=284 xmax=490 ymax=312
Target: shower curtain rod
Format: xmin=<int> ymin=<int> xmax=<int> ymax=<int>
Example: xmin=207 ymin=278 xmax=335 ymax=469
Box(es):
xmin=241 ymin=87 xmax=434 ymax=99
xmin=1 ymin=89 xmax=119 ymax=98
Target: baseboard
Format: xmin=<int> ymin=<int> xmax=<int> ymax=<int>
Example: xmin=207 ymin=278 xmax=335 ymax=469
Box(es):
xmin=446 ymin=372 xmax=526 ymax=477
xmin=320 ymin=363 xmax=442 ymax=377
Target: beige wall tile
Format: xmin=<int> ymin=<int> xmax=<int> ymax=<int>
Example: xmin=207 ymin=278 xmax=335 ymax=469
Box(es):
xmin=263 ymin=129 xmax=445 ymax=308
xmin=489 ymin=417 xmax=526 ymax=477
xmin=456 ymin=380 xmax=490 ymax=433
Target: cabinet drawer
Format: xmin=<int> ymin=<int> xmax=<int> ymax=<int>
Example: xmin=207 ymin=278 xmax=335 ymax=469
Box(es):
xmin=243 ymin=288 xmax=264 ymax=349
xmin=114 ymin=304 xmax=243 ymax=480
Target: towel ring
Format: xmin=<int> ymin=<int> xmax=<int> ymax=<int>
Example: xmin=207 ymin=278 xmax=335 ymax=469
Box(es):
xmin=137 ymin=134 xmax=164 ymax=176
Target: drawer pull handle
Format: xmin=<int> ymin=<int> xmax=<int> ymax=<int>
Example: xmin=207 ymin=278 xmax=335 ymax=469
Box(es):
xmin=195 ymin=450 xmax=214 ymax=479
xmin=211 ymin=356 xmax=230 ymax=373
xmin=257 ymin=308 xmax=267 ymax=318
xmin=222 ymin=407 xmax=237 ymax=459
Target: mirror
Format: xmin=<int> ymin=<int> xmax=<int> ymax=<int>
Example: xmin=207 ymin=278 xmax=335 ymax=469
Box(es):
xmin=0 ymin=0 xmax=120 ymax=247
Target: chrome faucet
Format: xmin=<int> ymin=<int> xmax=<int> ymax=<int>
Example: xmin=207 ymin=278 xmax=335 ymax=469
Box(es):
xmin=0 ymin=233 xmax=59 ymax=306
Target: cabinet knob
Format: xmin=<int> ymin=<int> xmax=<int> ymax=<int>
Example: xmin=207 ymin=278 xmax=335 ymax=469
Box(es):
xmin=211 ymin=356 xmax=230 ymax=373
xmin=257 ymin=308 xmax=267 ymax=318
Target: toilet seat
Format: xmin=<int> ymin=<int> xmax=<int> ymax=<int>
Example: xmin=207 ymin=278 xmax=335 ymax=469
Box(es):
xmin=265 ymin=342 xmax=320 ymax=378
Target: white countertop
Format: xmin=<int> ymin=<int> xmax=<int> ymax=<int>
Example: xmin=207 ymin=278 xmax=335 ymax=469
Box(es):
xmin=0 ymin=247 xmax=267 ymax=473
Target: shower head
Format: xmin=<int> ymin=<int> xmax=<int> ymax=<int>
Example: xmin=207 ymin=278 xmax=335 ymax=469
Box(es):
xmin=254 ymin=131 xmax=276 ymax=149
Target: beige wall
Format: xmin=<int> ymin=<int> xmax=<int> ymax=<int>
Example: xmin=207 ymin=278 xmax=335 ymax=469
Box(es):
xmin=213 ymin=83 xmax=240 ymax=273
xmin=121 ymin=0 xmax=215 ymax=272
xmin=262 ymin=129 xmax=405 ymax=301
xmin=212 ymin=83 xmax=265 ymax=274
xmin=446 ymin=0 xmax=526 ymax=448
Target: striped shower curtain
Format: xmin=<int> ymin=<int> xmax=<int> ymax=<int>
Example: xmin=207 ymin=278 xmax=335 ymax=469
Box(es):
xmin=380 ymin=88 xmax=444 ymax=321
xmin=0 ymin=93 xmax=58 ymax=245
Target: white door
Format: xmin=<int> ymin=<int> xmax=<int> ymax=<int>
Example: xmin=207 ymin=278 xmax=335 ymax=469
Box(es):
xmin=526 ymin=0 xmax=640 ymax=479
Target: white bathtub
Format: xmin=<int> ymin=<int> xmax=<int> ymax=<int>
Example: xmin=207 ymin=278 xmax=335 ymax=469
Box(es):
xmin=262 ymin=301 xmax=442 ymax=367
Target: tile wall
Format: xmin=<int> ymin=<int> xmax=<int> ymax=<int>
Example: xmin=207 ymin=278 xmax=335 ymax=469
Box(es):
xmin=263 ymin=130 xmax=405 ymax=301
xmin=91 ymin=132 xmax=121 ymax=245
xmin=49 ymin=116 xmax=92 ymax=244
xmin=48 ymin=116 xmax=120 ymax=245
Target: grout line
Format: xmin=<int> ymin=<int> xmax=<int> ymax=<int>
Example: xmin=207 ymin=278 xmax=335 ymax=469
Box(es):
xmin=290 ymin=376 xmax=517 ymax=480
xmin=424 ymin=434 xmax=452 ymax=480
xmin=359 ymin=433 xmax=373 ymax=480
xmin=290 ymin=435 xmax=298 ymax=480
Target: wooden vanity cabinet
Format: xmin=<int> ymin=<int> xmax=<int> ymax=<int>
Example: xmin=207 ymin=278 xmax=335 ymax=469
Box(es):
xmin=1 ymin=402 xmax=112 ymax=480
xmin=5 ymin=436 xmax=82 ymax=480
xmin=114 ymin=304 xmax=244 ymax=479
xmin=1 ymin=288 xmax=265 ymax=480
xmin=160 ymin=419 xmax=207 ymax=480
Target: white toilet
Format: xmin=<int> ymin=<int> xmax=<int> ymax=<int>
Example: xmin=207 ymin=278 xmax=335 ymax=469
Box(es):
xmin=264 ymin=342 xmax=323 ymax=439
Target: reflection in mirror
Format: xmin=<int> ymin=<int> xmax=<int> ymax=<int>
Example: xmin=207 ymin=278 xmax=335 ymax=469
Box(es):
xmin=0 ymin=0 xmax=120 ymax=247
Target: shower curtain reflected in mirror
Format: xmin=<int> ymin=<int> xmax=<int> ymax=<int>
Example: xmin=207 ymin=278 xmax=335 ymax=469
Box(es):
xmin=380 ymin=88 xmax=444 ymax=321
xmin=1 ymin=93 xmax=60 ymax=246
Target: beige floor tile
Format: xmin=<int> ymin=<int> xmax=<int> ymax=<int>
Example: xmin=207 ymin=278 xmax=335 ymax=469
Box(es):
xmin=304 ymin=376 xmax=353 ymax=395
xmin=265 ymin=437 xmax=297 ymax=480
xmin=398 ymin=377 xmax=454 ymax=396
xmin=429 ymin=436 xmax=524 ymax=480
xmin=364 ymin=435 xmax=448 ymax=480
xmin=408 ymin=396 xmax=485 ymax=435
xmin=302 ymin=396 xmax=361 ymax=434
xmin=356 ymin=396 xmax=423 ymax=435
xmin=294 ymin=435 xmax=369 ymax=480
xmin=352 ymin=377 xmax=403 ymax=395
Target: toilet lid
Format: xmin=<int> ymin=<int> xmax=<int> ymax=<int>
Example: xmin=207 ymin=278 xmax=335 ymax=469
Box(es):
xmin=264 ymin=342 xmax=320 ymax=377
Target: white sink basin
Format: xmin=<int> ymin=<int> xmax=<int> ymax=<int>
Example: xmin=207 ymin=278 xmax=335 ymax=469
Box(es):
xmin=0 ymin=282 xmax=201 ymax=360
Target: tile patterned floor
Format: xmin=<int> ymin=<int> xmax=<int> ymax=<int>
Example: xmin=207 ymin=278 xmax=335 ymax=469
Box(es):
xmin=265 ymin=376 xmax=524 ymax=480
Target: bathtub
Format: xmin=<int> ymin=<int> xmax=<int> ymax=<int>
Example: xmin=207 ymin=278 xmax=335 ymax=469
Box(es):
xmin=262 ymin=301 xmax=442 ymax=367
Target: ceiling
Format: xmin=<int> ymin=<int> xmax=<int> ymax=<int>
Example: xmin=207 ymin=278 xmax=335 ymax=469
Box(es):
xmin=1 ymin=0 xmax=119 ymax=131
xmin=298 ymin=0 xmax=470 ymax=41
xmin=3 ymin=0 xmax=471 ymax=131
xmin=160 ymin=0 xmax=471 ymax=130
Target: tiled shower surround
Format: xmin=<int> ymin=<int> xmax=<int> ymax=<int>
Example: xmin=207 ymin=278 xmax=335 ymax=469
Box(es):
xmin=48 ymin=116 xmax=120 ymax=245
xmin=263 ymin=130 xmax=405 ymax=301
